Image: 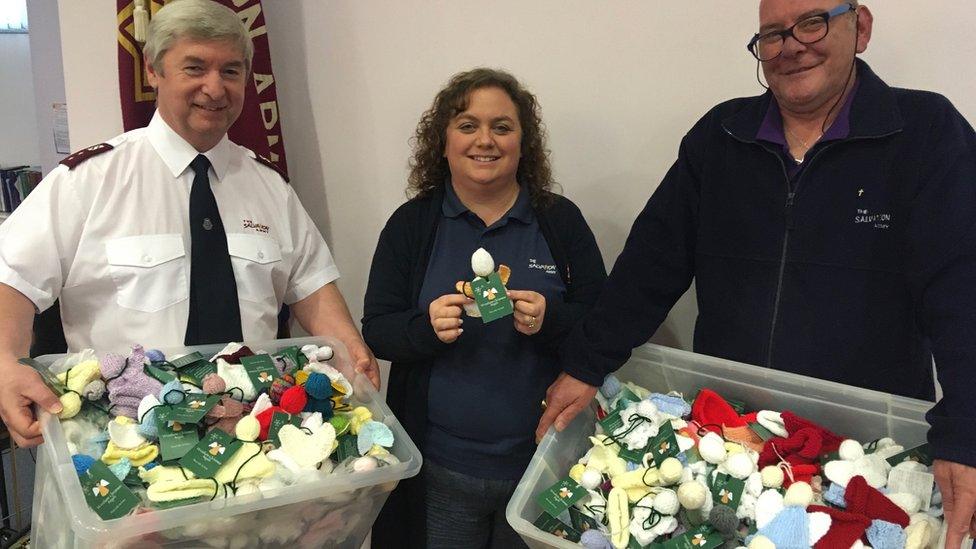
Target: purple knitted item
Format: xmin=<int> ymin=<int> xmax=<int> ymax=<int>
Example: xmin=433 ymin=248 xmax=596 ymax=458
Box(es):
xmin=102 ymin=345 xmax=163 ymax=419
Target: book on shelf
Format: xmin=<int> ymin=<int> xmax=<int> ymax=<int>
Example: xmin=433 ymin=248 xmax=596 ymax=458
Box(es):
xmin=0 ymin=166 xmax=41 ymax=214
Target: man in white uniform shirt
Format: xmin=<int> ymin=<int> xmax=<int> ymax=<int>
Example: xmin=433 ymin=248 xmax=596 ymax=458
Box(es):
xmin=0 ymin=0 xmax=379 ymax=447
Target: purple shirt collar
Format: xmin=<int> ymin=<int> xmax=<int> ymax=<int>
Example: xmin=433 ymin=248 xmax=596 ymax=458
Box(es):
xmin=756 ymin=77 xmax=860 ymax=153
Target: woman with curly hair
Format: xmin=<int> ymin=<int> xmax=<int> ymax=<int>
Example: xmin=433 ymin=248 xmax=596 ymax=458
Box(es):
xmin=364 ymin=68 xmax=606 ymax=548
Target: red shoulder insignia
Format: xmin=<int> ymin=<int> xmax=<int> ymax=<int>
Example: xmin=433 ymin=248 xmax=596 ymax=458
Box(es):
xmin=253 ymin=154 xmax=290 ymax=183
xmin=59 ymin=143 xmax=114 ymax=169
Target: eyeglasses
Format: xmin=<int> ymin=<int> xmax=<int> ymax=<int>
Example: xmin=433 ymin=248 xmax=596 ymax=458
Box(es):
xmin=746 ymin=3 xmax=856 ymax=61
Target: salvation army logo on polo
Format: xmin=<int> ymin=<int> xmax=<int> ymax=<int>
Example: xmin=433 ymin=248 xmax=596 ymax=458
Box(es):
xmin=854 ymin=208 xmax=892 ymax=230
xmin=528 ymin=258 xmax=558 ymax=275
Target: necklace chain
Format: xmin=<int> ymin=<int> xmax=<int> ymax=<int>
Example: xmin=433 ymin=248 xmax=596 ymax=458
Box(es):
xmin=785 ymin=126 xmax=823 ymax=163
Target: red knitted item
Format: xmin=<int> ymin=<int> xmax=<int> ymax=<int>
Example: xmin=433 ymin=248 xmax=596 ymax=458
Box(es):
xmin=845 ymin=475 xmax=910 ymax=527
xmin=758 ymin=428 xmax=826 ymax=468
xmin=279 ymin=386 xmax=308 ymax=415
xmin=782 ymin=463 xmax=819 ymax=487
xmin=782 ymin=411 xmax=844 ymax=454
xmin=216 ymin=345 xmax=255 ymax=364
xmin=808 ymin=505 xmax=872 ymax=549
xmin=254 ymin=405 xmax=284 ymax=441
xmin=691 ymin=389 xmax=748 ymax=433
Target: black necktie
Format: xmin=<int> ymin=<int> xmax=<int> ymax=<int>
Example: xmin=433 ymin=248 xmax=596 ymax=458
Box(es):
xmin=184 ymin=154 xmax=243 ymax=345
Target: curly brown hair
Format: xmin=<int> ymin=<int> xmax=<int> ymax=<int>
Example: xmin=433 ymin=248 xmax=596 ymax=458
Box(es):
xmin=407 ymin=68 xmax=557 ymax=209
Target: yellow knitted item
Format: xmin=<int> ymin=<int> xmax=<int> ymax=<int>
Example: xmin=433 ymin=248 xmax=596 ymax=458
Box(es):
xmin=349 ymin=407 xmax=373 ymax=435
xmin=294 ymin=370 xmax=310 ymax=386
xmin=139 ymin=465 xmax=191 ymax=485
xmin=102 ymin=440 xmax=158 ymax=466
xmin=147 ymin=478 xmax=221 ymax=503
xmin=58 ymin=392 xmax=82 ymax=419
xmin=214 ymin=442 xmax=274 ymax=485
xmin=56 ymin=360 xmax=101 ymax=391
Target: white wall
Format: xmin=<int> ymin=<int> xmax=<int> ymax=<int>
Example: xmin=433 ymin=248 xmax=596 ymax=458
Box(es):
xmin=27 ymin=0 xmax=68 ymax=175
xmin=55 ymin=1 xmax=976 ymax=352
xmin=0 ymin=33 xmax=40 ymax=167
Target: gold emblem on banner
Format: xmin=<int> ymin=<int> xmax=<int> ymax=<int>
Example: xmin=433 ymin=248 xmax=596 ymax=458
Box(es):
xmin=116 ymin=1 xmax=167 ymax=103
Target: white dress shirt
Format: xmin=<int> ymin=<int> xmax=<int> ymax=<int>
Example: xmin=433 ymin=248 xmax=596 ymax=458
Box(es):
xmin=0 ymin=112 xmax=339 ymax=352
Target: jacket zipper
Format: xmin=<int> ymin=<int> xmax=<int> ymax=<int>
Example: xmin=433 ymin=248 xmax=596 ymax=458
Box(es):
xmin=723 ymin=128 xmax=900 ymax=368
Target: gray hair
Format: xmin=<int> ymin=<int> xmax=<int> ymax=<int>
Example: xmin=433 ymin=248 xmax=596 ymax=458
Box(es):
xmin=144 ymin=0 xmax=253 ymax=74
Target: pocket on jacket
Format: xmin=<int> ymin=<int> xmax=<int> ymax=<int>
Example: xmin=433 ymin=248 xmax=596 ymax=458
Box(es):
xmin=226 ymin=233 xmax=282 ymax=303
xmin=105 ymin=234 xmax=187 ymax=312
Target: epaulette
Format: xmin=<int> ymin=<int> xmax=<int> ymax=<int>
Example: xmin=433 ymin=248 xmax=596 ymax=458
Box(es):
xmin=59 ymin=143 xmax=114 ymax=169
xmin=252 ymin=154 xmax=290 ymax=183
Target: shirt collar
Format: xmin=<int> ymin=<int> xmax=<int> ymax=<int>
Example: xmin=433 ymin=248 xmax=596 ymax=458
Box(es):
xmin=756 ymin=76 xmax=860 ymax=147
xmin=147 ymin=111 xmax=231 ymax=181
xmin=442 ymin=181 xmax=534 ymax=224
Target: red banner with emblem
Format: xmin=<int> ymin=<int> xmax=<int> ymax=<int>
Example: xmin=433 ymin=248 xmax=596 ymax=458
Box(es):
xmin=116 ymin=0 xmax=288 ymax=177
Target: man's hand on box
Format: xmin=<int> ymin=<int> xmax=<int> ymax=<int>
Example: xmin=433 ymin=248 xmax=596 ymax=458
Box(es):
xmin=535 ymin=372 xmax=597 ymax=443
xmin=934 ymin=459 xmax=976 ymax=547
xmin=0 ymin=358 xmax=62 ymax=447
xmin=349 ymin=343 xmax=381 ymax=391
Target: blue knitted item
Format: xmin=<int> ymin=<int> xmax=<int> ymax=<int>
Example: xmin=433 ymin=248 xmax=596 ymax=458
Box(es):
xmin=303 ymin=372 xmax=335 ymax=419
xmin=160 ymin=380 xmax=186 ymax=405
xmin=580 ymin=529 xmax=614 ymax=549
xmin=758 ymin=506 xmax=809 ymax=549
xmin=866 ymin=519 xmax=907 ymax=549
xmin=72 ymin=454 xmax=96 ymax=476
xmin=146 ymin=349 xmax=166 ymax=363
xmin=822 ymin=482 xmax=847 ymax=507
xmin=600 ymin=375 xmax=622 ymax=399
xmin=304 ymin=373 xmax=333 ymax=399
xmin=108 ymin=457 xmax=132 ymax=481
xmin=649 ymin=393 xmax=692 ymax=418
xmin=143 ymin=461 xmax=158 ymax=470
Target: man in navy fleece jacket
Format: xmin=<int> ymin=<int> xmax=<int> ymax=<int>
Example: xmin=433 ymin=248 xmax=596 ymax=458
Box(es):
xmin=539 ymin=1 xmax=976 ymax=544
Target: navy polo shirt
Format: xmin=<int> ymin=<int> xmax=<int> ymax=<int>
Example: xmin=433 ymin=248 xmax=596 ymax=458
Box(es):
xmin=418 ymin=183 xmax=566 ymax=480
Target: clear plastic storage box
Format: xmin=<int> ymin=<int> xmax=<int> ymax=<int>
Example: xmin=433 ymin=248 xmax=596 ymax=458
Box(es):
xmin=506 ymin=342 xmax=935 ymax=549
xmin=30 ymin=336 xmax=422 ymax=548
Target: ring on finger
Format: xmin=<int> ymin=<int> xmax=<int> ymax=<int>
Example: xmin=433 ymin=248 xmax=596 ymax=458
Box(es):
xmin=528 ymin=316 xmax=536 ymax=329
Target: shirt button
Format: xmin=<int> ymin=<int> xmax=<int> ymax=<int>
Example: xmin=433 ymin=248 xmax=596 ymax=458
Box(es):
xmin=142 ymin=254 xmax=153 ymax=264
xmin=257 ymin=251 xmax=265 ymax=260
xmin=203 ymin=218 xmax=213 ymax=231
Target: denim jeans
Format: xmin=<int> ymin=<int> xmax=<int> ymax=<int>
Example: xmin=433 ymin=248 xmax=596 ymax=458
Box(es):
xmin=424 ymin=459 xmax=528 ymax=549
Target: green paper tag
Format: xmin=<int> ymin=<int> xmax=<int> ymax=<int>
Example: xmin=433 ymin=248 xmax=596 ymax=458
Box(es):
xmin=156 ymin=411 xmax=200 ymax=462
xmin=537 ymin=477 xmax=588 ymax=517
xmin=178 ymin=429 xmax=242 ymax=478
xmin=170 ymin=352 xmax=206 ymax=369
xmin=725 ymin=398 xmax=746 ymax=416
xmin=470 ymin=272 xmax=514 ymax=323
xmin=240 ymin=354 xmax=277 ymax=391
xmin=886 ymin=443 xmax=933 ymax=467
xmin=160 ymin=394 xmax=219 ymax=424
xmin=181 ymin=361 xmax=217 ymax=385
xmin=599 ymin=409 xmax=624 ymax=436
xmin=269 ymin=411 xmax=302 ymax=447
xmin=533 ymin=512 xmax=581 ymax=542
xmin=143 ymin=363 xmax=177 ymax=384
xmin=335 ymin=434 xmax=359 ymax=461
xmin=568 ymin=505 xmax=601 ymax=534
xmin=614 ymin=387 xmax=642 ymax=410
xmin=618 ymin=442 xmax=649 ymax=464
xmin=711 ymin=473 xmax=745 ymax=509
xmin=649 ymin=421 xmax=680 ymax=467
xmin=81 ymin=461 xmax=141 ymax=520
xmin=748 ymin=422 xmax=776 ymax=442
xmin=274 ymin=346 xmax=307 ymax=374
xmin=662 ymin=525 xmax=724 ymax=549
